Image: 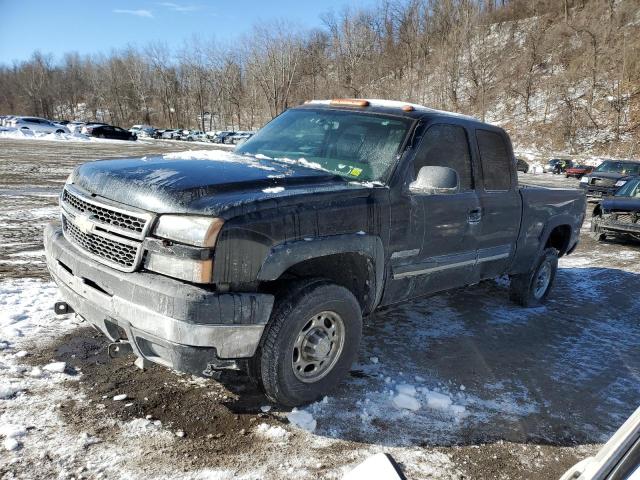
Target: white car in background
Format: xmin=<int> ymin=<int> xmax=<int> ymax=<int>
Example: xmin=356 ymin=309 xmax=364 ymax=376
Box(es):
xmin=8 ymin=116 xmax=70 ymax=134
xmin=129 ymin=124 xmax=155 ymax=137
xmin=179 ymin=129 xmax=207 ymax=141
xmin=67 ymin=121 xmax=86 ymax=133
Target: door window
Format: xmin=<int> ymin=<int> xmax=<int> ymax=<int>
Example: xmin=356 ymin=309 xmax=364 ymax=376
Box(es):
xmin=476 ymin=129 xmax=512 ymax=191
xmin=412 ymin=124 xmax=474 ymax=191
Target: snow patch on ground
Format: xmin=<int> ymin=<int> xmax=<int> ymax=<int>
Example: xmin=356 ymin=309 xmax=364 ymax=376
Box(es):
xmin=254 ymin=423 xmax=289 ymax=441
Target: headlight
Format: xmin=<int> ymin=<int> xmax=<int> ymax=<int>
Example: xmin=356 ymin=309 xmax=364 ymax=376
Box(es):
xmin=147 ymin=215 xmax=223 ymax=283
xmin=153 ymin=215 xmax=224 ymax=247
xmin=580 ymin=176 xmax=589 ymax=183
xmin=614 ymin=180 xmax=627 ymax=187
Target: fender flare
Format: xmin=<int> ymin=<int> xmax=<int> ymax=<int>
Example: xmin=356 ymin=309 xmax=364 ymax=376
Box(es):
xmin=256 ymin=234 xmax=385 ymax=312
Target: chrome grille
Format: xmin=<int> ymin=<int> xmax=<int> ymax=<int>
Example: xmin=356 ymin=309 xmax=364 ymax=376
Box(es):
xmin=63 ymin=217 xmax=138 ymax=269
xmin=62 ymin=188 xmax=147 ymax=235
xmin=614 ymin=213 xmax=639 ymax=224
xmin=60 ymin=185 xmax=153 ymax=272
xmin=591 ymin=177 xmax=615 ymax=187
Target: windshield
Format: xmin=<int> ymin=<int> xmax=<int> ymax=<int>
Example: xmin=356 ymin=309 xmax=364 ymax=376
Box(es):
xmin=615 ymin=177 xmax=640 ymax=197
xmin=595 ymin=161 xmax=640 ymax=175
xmin=235 ymin=108 xmax=413 ymax=182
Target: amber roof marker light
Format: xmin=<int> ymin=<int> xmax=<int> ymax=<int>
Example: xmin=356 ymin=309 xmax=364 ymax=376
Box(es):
xmin=329 ymin=99 xmax=370 ymax=107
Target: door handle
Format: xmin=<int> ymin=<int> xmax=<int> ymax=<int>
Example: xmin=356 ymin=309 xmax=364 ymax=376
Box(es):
xmin=467 ymin=208 xmax=482 ymax=224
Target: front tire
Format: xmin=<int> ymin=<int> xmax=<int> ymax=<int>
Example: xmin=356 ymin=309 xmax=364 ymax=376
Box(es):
xmin=509 ymin=248 xmax=559 ymax=307
xmin=253 ymin=280 xmax=362 ymax=406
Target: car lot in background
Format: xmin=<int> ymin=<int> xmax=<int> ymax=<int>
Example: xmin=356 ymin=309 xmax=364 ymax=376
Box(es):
xmin=6 ymin=116 xmax=70 ymax=134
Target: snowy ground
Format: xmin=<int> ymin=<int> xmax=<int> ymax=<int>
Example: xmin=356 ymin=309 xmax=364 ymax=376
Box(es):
xmin=1 ymin=139 xmax=638 ymax=479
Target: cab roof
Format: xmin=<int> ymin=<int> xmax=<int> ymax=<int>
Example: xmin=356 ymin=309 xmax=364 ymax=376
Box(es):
xmin=299 ymin=98 xmax=482 ymax=124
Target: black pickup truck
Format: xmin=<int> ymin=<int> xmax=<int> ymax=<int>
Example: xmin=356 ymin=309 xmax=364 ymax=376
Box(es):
xmin=44 ymin=99 xmax=585 ymax=406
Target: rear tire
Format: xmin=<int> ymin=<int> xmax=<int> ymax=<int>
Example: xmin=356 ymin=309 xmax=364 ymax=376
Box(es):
xmin=509 ymin=248 xmax=558 ymax=307
xmin=252 ymin=279 xmax=362 ymax=406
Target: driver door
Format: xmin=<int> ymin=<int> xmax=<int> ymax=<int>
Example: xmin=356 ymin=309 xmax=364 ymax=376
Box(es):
xmin=384 ymin=123 xmax=482 ymax=303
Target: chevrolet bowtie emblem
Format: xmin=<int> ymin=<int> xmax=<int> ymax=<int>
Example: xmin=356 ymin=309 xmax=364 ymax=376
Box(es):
xmin=74 ymin=214 xmax=94 ymax=234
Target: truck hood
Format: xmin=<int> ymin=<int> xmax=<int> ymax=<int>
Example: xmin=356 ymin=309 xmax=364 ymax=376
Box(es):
xmin=602 ymin=196 xmax=640 ymax=212
xmin=70 ymin=151 xmax=371 ymax=216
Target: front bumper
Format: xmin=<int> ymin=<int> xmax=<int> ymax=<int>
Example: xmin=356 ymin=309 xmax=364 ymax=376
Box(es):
xmin=44 ymin=223 xmax=274 ymax=376
xmin=580 ymin=183 xmax=616 ymax=200
xmin=592 ymin=216 xmax=640 ymax=236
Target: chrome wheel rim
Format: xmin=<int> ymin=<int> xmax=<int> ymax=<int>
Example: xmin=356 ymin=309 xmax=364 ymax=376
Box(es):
xmin=292 ymin=311 xmax=345 ymax=383
xmin=533 ymin=261 xmax=552 ymax=299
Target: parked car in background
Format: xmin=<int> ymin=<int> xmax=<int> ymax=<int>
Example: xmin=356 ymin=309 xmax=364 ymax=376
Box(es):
xmin=228 ymin=131 xmax=255 ymax=144
xmin=179 ymin=129 xmax=207 ymax=141
xmin=80 ymin=122 xmax=107 ymax=135
xmin=543 ymin=158 xmax=574 ymax=174
xmin=212 ymin=131 xmax=236 ymax=144
xmin=516 ymin=158 xmax=529 ymax=173
xmin=87 ymin=124 xmax=137 ymax=141
xmin=129 ymin=125 xmax=155 ymax=138
xmin=8 ymin=116 xmax=70 ymax=134
xmin=591 ymin=175 xmax=640 ymax=242
xmin=580 ymin=160 xmax=640 ymax=200
xmin=67 ymin=121 xmax=85 ymax=133
xmin=160 ymin=129 xmax=181 ymax=139
xmin=565 ymin=164 xmax=594 ymax=179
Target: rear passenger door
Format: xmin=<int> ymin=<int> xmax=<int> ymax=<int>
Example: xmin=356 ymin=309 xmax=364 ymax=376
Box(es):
xmin=474 ymin=129 xmax=522 ymax=279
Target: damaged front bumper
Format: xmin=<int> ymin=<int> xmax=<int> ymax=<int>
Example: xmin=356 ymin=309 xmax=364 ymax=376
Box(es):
xmin=591 ymin=216 xmax=640 ymax=237
xmin=43 ymin=223 xmax=274 ymax=376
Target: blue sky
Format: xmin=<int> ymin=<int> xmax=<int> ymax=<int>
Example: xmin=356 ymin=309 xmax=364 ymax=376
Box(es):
xmin=0 ymin=0 xmax=377 ymax=65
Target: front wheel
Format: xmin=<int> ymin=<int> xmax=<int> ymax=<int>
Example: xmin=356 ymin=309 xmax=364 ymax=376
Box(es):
xmin=252 ymin=280 xmax=362 ymax=406
xmin=509 ymin=248 xmax=558 ymax=307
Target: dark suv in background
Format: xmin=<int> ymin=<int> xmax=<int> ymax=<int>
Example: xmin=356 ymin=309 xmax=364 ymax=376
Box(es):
xmin=580 ymin=160 xmax=640 ymax=200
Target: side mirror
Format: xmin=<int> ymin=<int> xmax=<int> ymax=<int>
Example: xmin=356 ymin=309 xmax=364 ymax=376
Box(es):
xmin=409 ymin=166 xmax=459 ymax=195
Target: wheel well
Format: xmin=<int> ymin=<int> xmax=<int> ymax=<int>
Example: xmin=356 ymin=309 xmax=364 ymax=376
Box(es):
xmin=275 ymin=253 xmax=374 ymax=313
xmin=545 ymin=225 xmax=571 ymax=256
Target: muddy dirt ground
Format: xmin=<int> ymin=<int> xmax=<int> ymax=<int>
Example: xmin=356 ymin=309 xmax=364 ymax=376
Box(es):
xmin=1 ymin=138 xmax=638 ymax=479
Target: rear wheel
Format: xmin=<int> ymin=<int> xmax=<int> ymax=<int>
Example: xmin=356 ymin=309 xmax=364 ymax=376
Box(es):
xmin=251 ymin=279 xmax=362 ymax=406
xmin=509 ymin=248 xmax=558 ymax=307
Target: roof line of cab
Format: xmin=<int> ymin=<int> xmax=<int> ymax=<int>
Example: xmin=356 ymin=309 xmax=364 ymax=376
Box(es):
xmin=295 ymin=98 xmax=495 ymax=129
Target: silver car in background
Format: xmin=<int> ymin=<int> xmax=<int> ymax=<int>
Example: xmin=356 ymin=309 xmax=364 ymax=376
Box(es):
xmin=8 ymin=116 xmax=70 ymax=134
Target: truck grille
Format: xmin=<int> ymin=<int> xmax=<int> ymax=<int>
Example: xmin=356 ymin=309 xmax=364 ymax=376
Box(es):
xmin=60 ymin=185 xmax=153 ymax=272
xmin=614 ymin=213 xmax=639 ymax=224
xmin=63 ymin=216 xmax=139 ymax=269
xmin=590 ymin=177 xmax=615 ymax=187
xmin=62 ymin=189 xmax=147 ymax=235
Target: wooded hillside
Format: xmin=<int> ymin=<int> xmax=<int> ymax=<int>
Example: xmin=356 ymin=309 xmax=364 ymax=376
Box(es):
xmin=1 ymin=0 xmax=638 ymax=155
